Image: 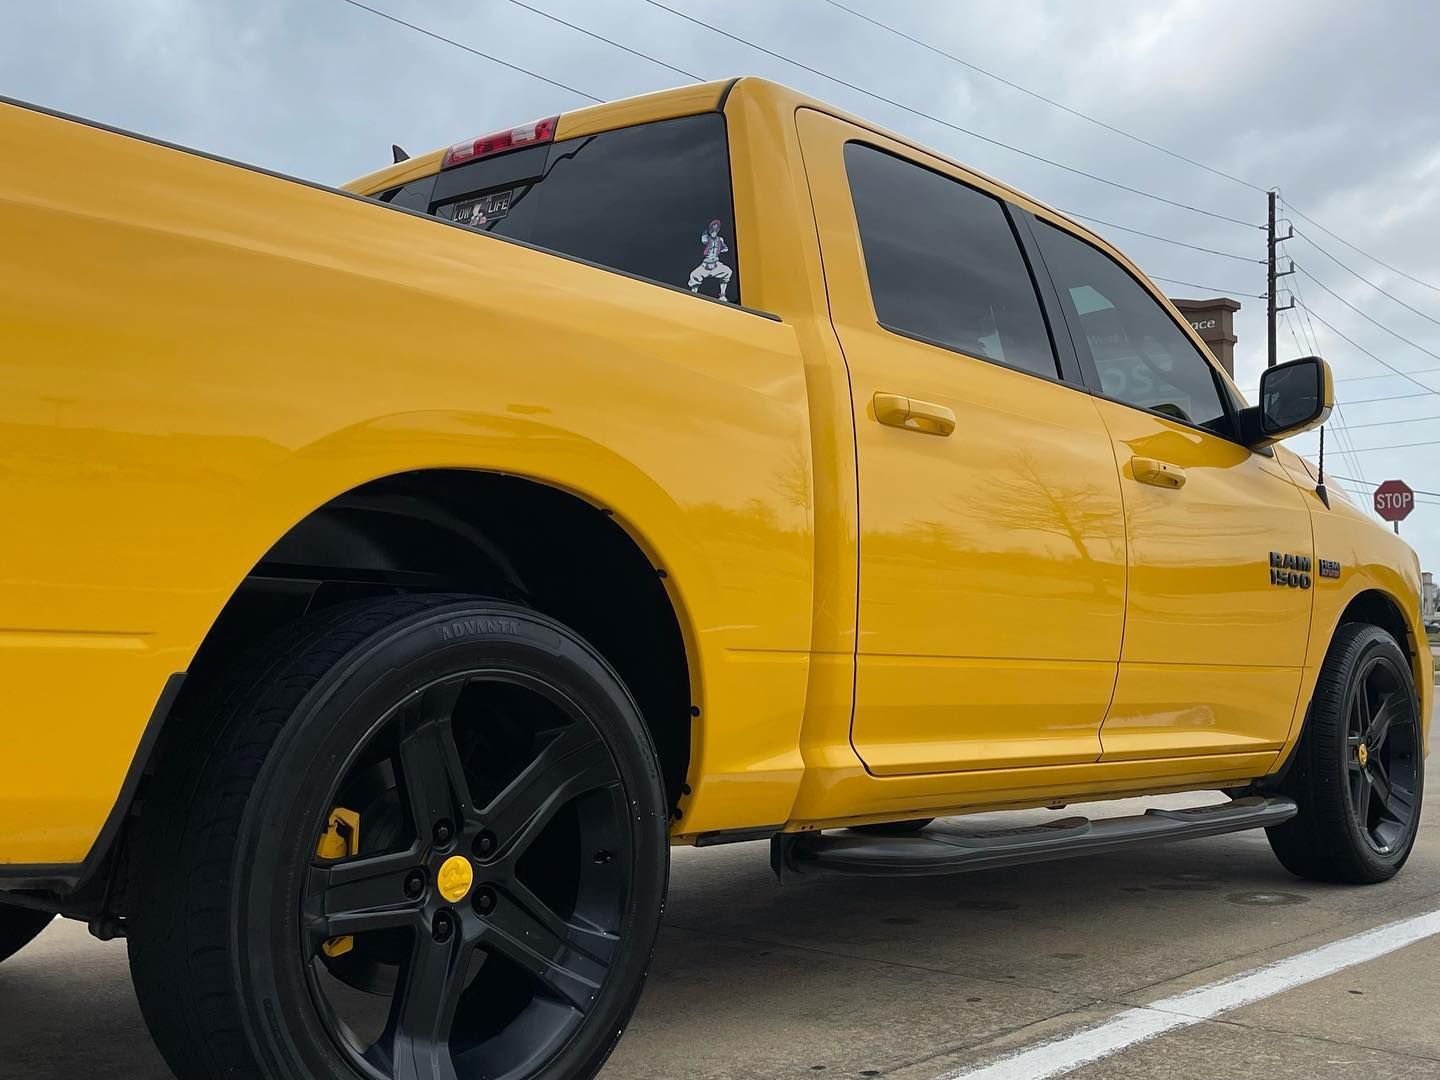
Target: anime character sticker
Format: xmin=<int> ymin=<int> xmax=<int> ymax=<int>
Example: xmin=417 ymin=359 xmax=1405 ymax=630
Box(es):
xmin=688 ymin=218 xmax=733 ymax=301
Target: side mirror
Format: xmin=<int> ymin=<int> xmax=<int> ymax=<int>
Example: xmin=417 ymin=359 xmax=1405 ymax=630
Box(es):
xmin=1239 ymin=356 xmax=1334 ymax=448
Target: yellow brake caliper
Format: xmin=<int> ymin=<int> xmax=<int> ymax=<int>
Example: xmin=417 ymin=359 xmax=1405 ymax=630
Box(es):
xmin=316 ymin=807 xmax=362 ymax=959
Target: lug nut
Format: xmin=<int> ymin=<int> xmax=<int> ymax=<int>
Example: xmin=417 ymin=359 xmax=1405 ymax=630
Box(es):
xmin=403 ymin=869 xmax=427 ymax=899
xmin=474 ymin=887 xmax=497 ymax=915
xmin=433 ymin=911 xmax=455 ymax=943
xmin=475 ymin=831 xmax=497 ymax=858
xmin=433 ymin=820 xmax=454 ymax=846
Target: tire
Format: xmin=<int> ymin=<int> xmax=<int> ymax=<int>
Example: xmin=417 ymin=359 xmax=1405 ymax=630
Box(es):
xmin=0 ymin=903 xmax=53 ymax=964
xmin=849 ymin=818 xmax=934 ymax=836
xmin=1267 ymin=623 xmax=1424 ymax=884
xmin=128 ymin=594 xmax=669 ymax=1080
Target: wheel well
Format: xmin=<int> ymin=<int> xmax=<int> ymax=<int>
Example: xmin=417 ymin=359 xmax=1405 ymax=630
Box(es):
xmin=185 ymin=470 xmax=694 ymax=807
xmin=1338 ymin=588 xmax=1418 ymax=681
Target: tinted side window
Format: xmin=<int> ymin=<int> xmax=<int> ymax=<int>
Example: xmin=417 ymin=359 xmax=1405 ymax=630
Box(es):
xmin=1034 ymin=221 xmax=1228 ymax=431
xmin=844 ymin=143 xmax=1058 ymax=379
xmin=432 ymin=113 xmax=740 ymax=303
xmin=379 ymin=175 xmax=437 ymax=212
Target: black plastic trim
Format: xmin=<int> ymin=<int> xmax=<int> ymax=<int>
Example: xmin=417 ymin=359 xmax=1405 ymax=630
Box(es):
xmin=0 ymin=94 xmax=783 ymax=324
xmin=715 ymin=76 xmax=742 ymax=113
xmin=1012 ymin=209 xmax=1086 ymax=387
xmin=692 ymin=824 xmax=782 ymax=848
xmin=0 ymin=672 xmax=185 ymax=894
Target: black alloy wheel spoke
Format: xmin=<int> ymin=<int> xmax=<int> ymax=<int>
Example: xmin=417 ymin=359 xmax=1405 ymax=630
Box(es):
xmin=482 ymin=722 xmax=619 ymax=862
xmin=397 ymin=679 xmax=474 ymax=839
xmin=481 ymin=883 xmax=613 ymax=1014
xmin=1352 ymin=677 xmax=1374 ymax=742
xmin=1352 ymin=768 xmax=1373 ymax=825
xmin=1363 ymin=690 xmax=1399 ymax=753
xmin=385 ymin=928 xmax=474 ymax=1080
xmin=1367 ymin=758 xmax=1391 ymax=809
xmin=310 ymin=849 xmax=426 ymax=943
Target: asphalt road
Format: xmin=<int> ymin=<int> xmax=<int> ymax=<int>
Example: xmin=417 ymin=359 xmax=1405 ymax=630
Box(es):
xmin=4 ymin=695 xmax=1438 ymax=1080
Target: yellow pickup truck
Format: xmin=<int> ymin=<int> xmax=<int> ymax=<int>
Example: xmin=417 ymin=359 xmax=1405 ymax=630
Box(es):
xmin=0 ymin=78 xmax=1429 ymax=1080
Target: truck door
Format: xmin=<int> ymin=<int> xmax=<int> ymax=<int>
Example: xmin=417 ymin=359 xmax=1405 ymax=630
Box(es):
xmin=1027 ymin=219 xmax=1314 ymax=762
xmin=796 ymin=109 xmax=1127 ymax=775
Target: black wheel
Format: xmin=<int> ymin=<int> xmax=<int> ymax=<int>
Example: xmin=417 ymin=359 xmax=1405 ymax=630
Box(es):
xmin=849 ymin=818 xmax=934 ymax=836
xmin=0 ymin=903 xmax=53 ymax=963
xmin=128 ymin=595 xmax=669 ymax=1080
xmin=1267 ymin=623 xmax=1424 ymax=884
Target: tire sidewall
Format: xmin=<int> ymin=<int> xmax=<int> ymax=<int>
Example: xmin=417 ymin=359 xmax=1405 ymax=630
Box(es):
xmin=1325 ymin=627 xmax=1424 ymax=877
xmin=231 ymin=601 xmax=669 ymax=1080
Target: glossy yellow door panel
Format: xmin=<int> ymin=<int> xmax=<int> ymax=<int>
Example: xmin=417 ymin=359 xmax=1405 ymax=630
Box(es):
xmin=796 ymin=109 xmax=1126 ymax=775
xmin=1093 ymin=399 xmax=1314 ymax=760
xmin=0 ymin=96 xmax=813 ymax=863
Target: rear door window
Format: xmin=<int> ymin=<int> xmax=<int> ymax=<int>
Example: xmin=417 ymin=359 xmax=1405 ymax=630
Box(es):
xmin=428 ymin=113 xmax=740 ymax=304
xmin=844 ymin=142 xmax=1060 ymax=380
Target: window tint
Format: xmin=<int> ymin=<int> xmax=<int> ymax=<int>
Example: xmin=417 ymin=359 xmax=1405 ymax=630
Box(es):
xmin=844 ymin=143 xmax=1058 ymax=379
xmin=430 ymin=113 xmax=740 ymax=303
xmin=1034 ymin=221 xmax=1228 ymax=430
xmin=379 ymin=175 xmax=437 ymax=213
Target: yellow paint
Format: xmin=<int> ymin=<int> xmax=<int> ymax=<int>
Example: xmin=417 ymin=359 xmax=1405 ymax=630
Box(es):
xmin=0 ymin=79 xmax=1429 ymax=868
xmin=437 ymin=856 xmax=474 ymax=904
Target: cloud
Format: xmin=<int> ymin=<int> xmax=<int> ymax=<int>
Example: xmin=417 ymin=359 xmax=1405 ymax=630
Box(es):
xmin=5 ymin=0 xmax=1437 ymax=565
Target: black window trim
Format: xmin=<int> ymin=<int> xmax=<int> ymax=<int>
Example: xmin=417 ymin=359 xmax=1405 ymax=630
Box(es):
xmin=843 ymin=139 xmax=1082 ymax=391
xmin=1025 ymin=213 xmax=1246 ymax=443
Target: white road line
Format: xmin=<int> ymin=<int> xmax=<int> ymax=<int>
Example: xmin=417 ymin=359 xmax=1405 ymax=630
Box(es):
xmin=944 ymin=908 xmax=1440 ymax=1080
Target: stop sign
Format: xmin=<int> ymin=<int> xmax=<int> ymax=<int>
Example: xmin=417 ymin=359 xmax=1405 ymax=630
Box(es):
xmin=1373 ymin=479 xmax=1415 ymax=522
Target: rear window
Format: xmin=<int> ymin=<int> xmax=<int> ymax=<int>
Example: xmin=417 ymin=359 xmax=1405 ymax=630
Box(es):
xmin=411 ymin=113 xmax=741 ymax=304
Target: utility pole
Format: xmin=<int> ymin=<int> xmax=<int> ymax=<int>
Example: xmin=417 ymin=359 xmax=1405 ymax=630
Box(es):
xmin=1267 ymin=189 xmax=1295 ymax=367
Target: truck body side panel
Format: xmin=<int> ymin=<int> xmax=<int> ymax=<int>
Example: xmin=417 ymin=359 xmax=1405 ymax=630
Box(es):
xmin=0 ymin=99 xmax=813 ymax=865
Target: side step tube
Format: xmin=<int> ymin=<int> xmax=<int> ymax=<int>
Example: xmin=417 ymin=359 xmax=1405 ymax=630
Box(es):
xmin=771 ymin=795 xmax=1297 ymax=882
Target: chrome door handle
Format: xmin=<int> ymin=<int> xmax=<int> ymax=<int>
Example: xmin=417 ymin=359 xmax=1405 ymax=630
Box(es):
xmin=873 ymin=392 xmax=956 ymax=437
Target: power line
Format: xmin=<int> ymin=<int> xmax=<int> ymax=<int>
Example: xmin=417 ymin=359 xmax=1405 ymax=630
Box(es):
xmin=1061 ymin=211 xmax=1264 ymax=262
xmin=1297 ymin=301 xmax=1440 ymax=397
xmin=1286 ymin=223 xmax=1440 ymax=330
xmin=637 ymin=0 xmax=1261 ymax=229
xmin=1343 ymin=390 xmax=1440 ymax=405
xmin=819 ymin=0 xmax=1265 ymax=193
xmin=1283 ymin=198 xmax=1440 ymax=296
xmin=335 ymin=0 xmax=603 ymax=101
xmin=501 ymin=0 xmax=700 ymax=80
xmin=1150 ymin=275 xmax=1264 ymax=298
xmin=1248 ymin=365 xmax=1440 ymax=391
xmin=1323 ymin=438 xmax=1440 ymax=454
xmin=1294 ymin=264 xmax=1440 ymax=364
xmin=1330 ymin=475 xmax=1440 ymax=501
xmin=1285 ymin=310 xmax=1365 ymax=480
xmin=1325 ymin=413 xmax=1440 ymax=431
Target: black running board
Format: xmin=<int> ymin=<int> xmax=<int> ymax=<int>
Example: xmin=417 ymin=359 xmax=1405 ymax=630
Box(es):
xmin=771 ymin=795 xmax=1297 ymax=882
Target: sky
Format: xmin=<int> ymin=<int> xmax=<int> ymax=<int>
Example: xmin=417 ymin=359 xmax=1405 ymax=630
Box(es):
xmin=5 ymin=0 xmax=1439 ymax=572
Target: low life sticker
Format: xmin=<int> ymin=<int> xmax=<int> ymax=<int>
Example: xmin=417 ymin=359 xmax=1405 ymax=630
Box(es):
xmin=454 ymin=189 xmax=514 ymax=229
